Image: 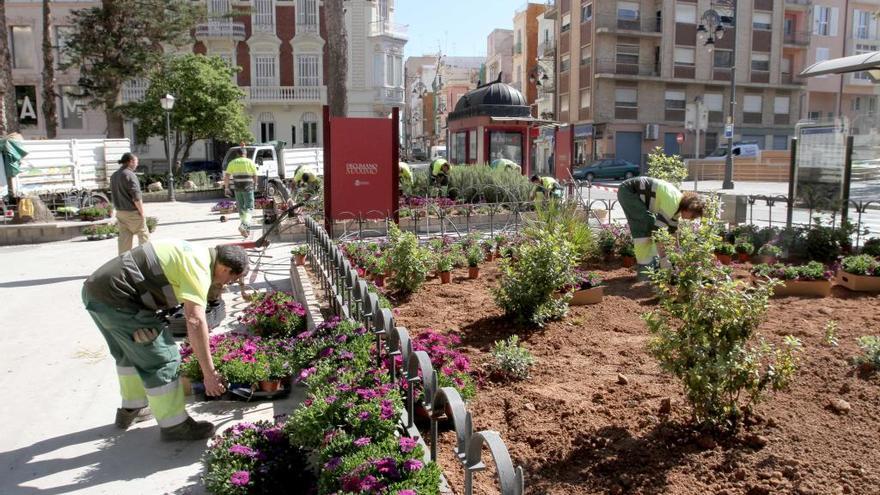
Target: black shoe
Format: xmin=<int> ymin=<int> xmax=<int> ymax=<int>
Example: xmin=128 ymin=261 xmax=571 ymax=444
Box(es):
xmin=160 ymin=417 xmax=216 ymax=442
xmin=115 ymin=407 xmax=153 ymax=429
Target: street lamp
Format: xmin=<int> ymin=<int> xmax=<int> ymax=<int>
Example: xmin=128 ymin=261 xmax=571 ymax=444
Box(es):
xmin=698 ymin=1 xmax=736 ymax=190
xmin=160 ymin=93 xmax=176 ymax=202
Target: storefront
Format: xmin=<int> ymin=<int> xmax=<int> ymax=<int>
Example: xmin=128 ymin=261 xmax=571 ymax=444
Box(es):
xmin=572 ymin=123 xmax=594 ymax=166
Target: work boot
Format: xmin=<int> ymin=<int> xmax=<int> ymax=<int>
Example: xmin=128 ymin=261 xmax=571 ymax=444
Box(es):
xmin=238 ymin=225 xmax=249 ymax=238
xmin=115 ymin=407 xmax=153 ymax=429
xmin=160 ymin=417 xmax=216 ymax=442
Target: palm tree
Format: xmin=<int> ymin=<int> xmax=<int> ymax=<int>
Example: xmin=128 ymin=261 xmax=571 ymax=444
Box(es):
xmin=42 ymin=0 xmax=59 ymax=138
xmin=325 ymin=0 xmax=347 ymax=117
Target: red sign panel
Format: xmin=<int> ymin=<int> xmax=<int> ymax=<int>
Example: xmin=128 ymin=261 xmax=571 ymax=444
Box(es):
xmin=324 ymin=108 xmax=399 ymax=224
xmin=554 ymin=125 xmax=572 ymax=181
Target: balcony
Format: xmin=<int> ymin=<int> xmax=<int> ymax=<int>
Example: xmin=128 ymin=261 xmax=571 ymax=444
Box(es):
xmin=369 ymin=21 xmax=408 ymax=39
xmin=296 ymin=23 xmax=319 ymax=34
xmin=538 ymin=40 xmax=556 ymax=57
xmin=595 ymin=58 xmax=660 ymax=77
xmin=784 ymin=0 xmax=812 ymax=8
xmin=783 ymin=31 xmax=811 ymax=46
xmin=781 ymin=73 xmax=805 ymax=85
xmin=595 ymin=15 xmax=661 ymax=35
xmin=376 ymin=87 xmax=405 ymax=103
xmin=195 ymin=22 xmax=246 ymax=41
xmin=245 ymin=86 xmax=326 ymax=104
xmin=252 ymin=22 xmax=276 ymax=35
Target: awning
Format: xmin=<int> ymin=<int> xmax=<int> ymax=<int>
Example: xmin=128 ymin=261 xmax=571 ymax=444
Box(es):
xmin=490 ymin=116 xmax=559 ymax=125
xmin=800 ymin=51 xmax=880 ymax=81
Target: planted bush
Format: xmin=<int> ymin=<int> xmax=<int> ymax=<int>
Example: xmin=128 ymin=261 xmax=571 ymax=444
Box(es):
xmin=238 ymin=291 xmax=307 ymax=338
xmin=757 ymin=243 xmax=782 ymax=258
xmin=386 ymin=223 xmax=430 ymax=296
xmin=407 ymin=329 xmax=476 ymax=400
xmin=180 ymin=333 xmax=293 ymax=386
xmin=862 ymin=238 xmax=880 ymax=257
xmin=466 ymin=244 xmax=484 ymax=267
xmin=714 ymin=242 xmax=735 ymax=256
xmin=490 ymin=335 xmax=535 ymax=380
xmin=79 ymin=206 xmax=110 ymax=221
xmin=647 ymin=147 xmax=688 ymax=187
xmin=644 ymin=203 xmax=802 ymax=430
xmin=494 ymin=227 xmax=578 ymax=326
xmin=752 ymin=261 xmax=832 ymax=281
xmin=531 ymin=199 xmax=596 ymax=260
xmin=840 ymin=254 xmax=880 ymax=276
xmin=146 ymin=216 xmax=158 ymax=233
xmin=734 ymin=242 xmax=754 ymax=255
xmin=855 ymin=336 xmax=880 ymax=370
xmin=804 ymin=218 xmax=856 ymax=262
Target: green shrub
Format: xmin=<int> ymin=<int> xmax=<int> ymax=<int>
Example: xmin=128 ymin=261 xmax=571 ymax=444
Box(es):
xmin=862 ymin=238 xmax=880 ymax=257
xmin=79 ymin=206 xmax=110 ymax=220
xmin=757 ymin=243 xmax=782 ymax=258
xmin=408 ymin=164 xmax=533 ymax=203
xmin=647 ymin=147 xmax=688 ymax=187
xmin=466 ymin=244 xmax=484 ymax=267
xmin=186 ymin=171 xmax=212 ymax=188
xmin=493 ymin=227 xmax=578 ymax=326
xmin=804 ymin=218 xmax=856 ymax=262
xmin=823 ymin=321 xmax=839 ymax=347
xmin=751 ymin=261 xmax=831 ymax=281
xmin=290 ymin=245 xmax=308 ymax=257
xmin=734 ymin=242 xmax=754 ymax=255
xmin=841 ymin=254 xmax=880 ymax=276
xmin=490 ymin=335 xmax=535 ymax=380
xmin=386 ymin=223 xmax=430 ymax=296
xmin=715 ymin=242 xmax=735 ymax=256
xmin=530 ymin=198 xmax=596 ymax=260
xmin=855 ymin=336 xmax=880 ymax=370
xmin=644 ymin=202 xmax=801 ymax=430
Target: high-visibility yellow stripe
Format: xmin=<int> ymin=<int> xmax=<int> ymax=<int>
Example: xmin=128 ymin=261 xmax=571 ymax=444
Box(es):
xmin=145 ymin=380 xmax=186 ymax=426
xmin=118 ymin=372 xmax=148 ymax=409
xmin=633 ymin=238 xmax=658 ymax=265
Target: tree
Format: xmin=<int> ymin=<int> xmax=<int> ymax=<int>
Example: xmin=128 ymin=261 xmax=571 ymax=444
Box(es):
xmin=63 ymin=0 xmax=203 ymax=138
xmin=123 ymin=54 xmax=252 ymax=167
xmin=325 ymin=0 xmax=348 ymax=117
xmin=42 ymin=0 xmax=59 ymax=139
xmin=0 ymin=0 xmax=18 ymax=135
xmin=647 ymin=146 xmax=689 ymax=188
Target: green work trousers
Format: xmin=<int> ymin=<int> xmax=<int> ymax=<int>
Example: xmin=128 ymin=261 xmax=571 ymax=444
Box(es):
xmin=82 ymin=287 xmax=187 ymax=428
xmin=617 ymin=185 xmax=659 ymax=266
xmin=234 ymin=190 xmax=255 ymax=228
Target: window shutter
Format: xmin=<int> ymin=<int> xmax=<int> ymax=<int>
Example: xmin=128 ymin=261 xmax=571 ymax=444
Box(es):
xmin=813 ymin=6 xmax=821 ymax=34
xmin=830 ymin=8 xmax=839 ymax=36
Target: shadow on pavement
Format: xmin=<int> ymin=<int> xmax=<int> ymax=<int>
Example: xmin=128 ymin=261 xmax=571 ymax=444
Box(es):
xmin=0 ymin=275 xmax=88 ymax=289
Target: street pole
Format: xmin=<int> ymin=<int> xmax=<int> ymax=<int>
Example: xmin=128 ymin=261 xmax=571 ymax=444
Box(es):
xmin=165 ymin=110 xmax=176 ymax=202
xmin=723 ymin=0 xmax=737 ymax=190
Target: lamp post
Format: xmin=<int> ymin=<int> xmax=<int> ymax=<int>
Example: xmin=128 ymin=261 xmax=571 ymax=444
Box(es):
xmin=160 ymin=93 xmax=176 ymax=202
xmin=697 ymin=0 xmax=736 ymax=190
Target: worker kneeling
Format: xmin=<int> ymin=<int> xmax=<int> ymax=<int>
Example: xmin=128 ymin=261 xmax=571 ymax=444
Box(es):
xmin=617 ymin=177 xmax=705 ymax=278
xmin=82 ymin=240 xmax=249 ymax=441
xmin=294 ymin=167 xmax=321 ymax=199
xmin=530 ymin=174 xmax=563 ymax=200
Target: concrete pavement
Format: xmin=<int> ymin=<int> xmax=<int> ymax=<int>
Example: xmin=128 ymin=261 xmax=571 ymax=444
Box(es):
xmin=0 ymin=201 xmax=303 ymax=495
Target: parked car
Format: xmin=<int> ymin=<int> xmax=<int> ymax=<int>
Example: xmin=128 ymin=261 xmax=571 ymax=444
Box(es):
xmin=572 ymin=159 xmax=640 ymax=182
xmin=411 ymin=148 xmax=428 ymax=161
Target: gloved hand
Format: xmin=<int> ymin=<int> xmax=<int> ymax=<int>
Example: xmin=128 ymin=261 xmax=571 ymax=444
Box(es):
xmin=133 ymin=328 xmax=159 ymax=343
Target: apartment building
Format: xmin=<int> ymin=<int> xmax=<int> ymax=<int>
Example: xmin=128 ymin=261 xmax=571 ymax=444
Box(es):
xmin=486 ymin=29 xmax=514 ymax=85
xmin=547 ymin=0 xmax=806 ymax=167
xmin=512 ymin=2 xmax=548 ymax=106
xmin=804 ymin=1 xmax=880 ymax=129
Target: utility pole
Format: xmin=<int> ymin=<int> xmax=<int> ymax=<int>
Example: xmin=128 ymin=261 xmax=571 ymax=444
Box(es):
xmin=723 ymin=0 xmax=737 ymax=190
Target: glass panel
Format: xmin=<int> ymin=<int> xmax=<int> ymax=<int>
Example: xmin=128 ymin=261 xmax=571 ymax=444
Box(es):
xmin=489 ymin=131 xmax=522 ymax=165
xmin=11 ymin=26 xmax=34 ymax=69
xmin=675 ymin=4 xmax=696 ymax=23
xmin=59 ymin=85 xmax=84 ymax=129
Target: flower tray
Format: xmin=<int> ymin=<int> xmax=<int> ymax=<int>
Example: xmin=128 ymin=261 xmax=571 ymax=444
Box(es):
xmin=773 ymin=279 xmax=832 ymax=298
xmin=570 ymin=286 xmax=604 ymax=306
xmin=191 ymin=382 xmax=292 ymax=402
xmin=836 ymin=271 xmax=880 ymax=292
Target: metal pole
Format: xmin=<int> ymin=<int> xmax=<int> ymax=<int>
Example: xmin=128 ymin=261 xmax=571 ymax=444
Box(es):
xmin=723 ymin=0 xmax=737 ymax=190
xmin=165 ymin=111 xmax=176 ymax=202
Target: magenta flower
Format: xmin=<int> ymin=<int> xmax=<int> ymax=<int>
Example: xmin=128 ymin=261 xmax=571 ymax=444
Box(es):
xmin=357 ymin=411 xmax=371 ymax=421
xmin=324 ymin=456 xmax=342 ymax=470
xmin=403 ymin=459 xmax=424 ymax=471
xmin=399 ymin=436 xmax=418 ymax=453
xmin=397 ymin=490 xmax=417 ymax=495
xmin=353 ymin=436 xmax=371 ymax=447
xmin=230 ymin=470 xmax=250 ymax=486
xmin=325 ymin=395 xmax=338 ymax=404
xmin=228 ymin=444 xmax=256 ymax=457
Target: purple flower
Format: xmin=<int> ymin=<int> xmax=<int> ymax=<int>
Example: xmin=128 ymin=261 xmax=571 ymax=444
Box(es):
xmin=353 ymin=436 xmax=371 ymax=447
xmin=230 ymin=470 xmax=250 ymax=486
xmin=335 ymin=334 xmax=348 ymax=343
xmin=403 ymin=459 xmax=424 ymax=471
xmin=319 ymin=347 xmax=335 ymax=358
xmin=360 ymin=475 xmax=382 ymax=491
xmin=228 ymin=444 xmax=257 ymax=457
xmin=324 ymin=456 xmax=342 ymax=470
xmin=336 ymin=383 xmax=352 ymax=392
xmin=357 ymin=411 xmax=371 ymax=421
xmin=399 ymin=436 xmax=418 ymax=453
xmin=262 ymin=428 xmax=284 ymax=444
xmin=374 ymin=457 xmax=399 ymax=477
xmin=397 ymin=491 xmax=417 ymax=495
xmin=355 ymin=326 xmax=368 ymax=336
xmin=325 ymin=395 xmax=338 ymax=404
xmin=339 ymin=350 xmax=355 ymax=360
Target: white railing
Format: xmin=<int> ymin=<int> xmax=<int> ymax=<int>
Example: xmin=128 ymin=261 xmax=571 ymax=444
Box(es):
xmin=122 ymin=86 xmax=147 ymax=103
xmin=246 ymin=86 xmax=326 ymax=103
xmin=369 ymin=20 xmax=408 ymax=38
xmin=194 ymin=22 xmax=246 ymax=39
xmin=296 ymin=23 xmax=319 ymax=34
xmin=252 ymin=22 xmax=276 ymax=34
xmin=376 ymin=87 xmax=405 ymax=102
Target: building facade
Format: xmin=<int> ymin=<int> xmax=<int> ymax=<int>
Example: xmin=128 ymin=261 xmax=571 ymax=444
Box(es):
xmin=547 ymin=0 xmax=807 ymax=167
xmin=486 ymin=29 xmax=514 ymax=84
xmin=512 ymin=2 xmax=547 ymax=106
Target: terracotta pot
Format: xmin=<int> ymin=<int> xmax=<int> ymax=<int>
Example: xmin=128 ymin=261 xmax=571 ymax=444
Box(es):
xmin=836 ymin=271 xmax=880 ymax=292
xmin=374 ymin=275 xmax=385 ymax=287
xmin=294 ymin=254 xmax=306 ymax=266
xmin=468 ymin=266 xmax=480 ymax=279
xmin=440 ymin=271 xmax=451 ymax=284
xmin=715 ymin=253 xmax=732 ymax=265
xmin=773 ymin=279 xmax=832 ymax=297
xmin=737 ymin=253 xmax=751 ymax=263
xmin=259 ymin=380 xmax=282 ymax=393
xmin=570 ymin=286 xmax=604 ymax=305
xmin=622 ymin=256 xmax=636 ymax=268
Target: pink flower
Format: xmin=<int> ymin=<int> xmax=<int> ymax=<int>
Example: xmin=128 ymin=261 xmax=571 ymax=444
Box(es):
xmin=230 ymin=470 xmax=250 ymax=486
xmin=228 ymin=444 xmax=257 ymax=457
xmin=399 ymin=436 xmax=418 ymax=453
xmin=403 ymin=459 xmax=424 ymax=471
xmin=353 ymin=436 xmax=371 ymax=447
xmin=397 ymin=491 xmax=417 ymax=495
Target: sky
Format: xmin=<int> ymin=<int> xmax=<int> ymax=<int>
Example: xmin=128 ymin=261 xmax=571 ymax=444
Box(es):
xmin=396 ymin=0 xmax=520 ymax=59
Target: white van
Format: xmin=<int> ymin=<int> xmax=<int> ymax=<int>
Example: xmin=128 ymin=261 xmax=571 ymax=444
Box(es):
xmin=704 ymin=142 xmax=761 ymax=160
xmin=430 ymin=145 xmax=447 ymax=161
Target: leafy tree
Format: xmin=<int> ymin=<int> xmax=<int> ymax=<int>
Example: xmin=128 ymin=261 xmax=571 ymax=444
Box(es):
xmin=647 ymin=146 xmax=688 ymax=188
xmin=63 ymin=0 xmax=203 ymax=138
xmin=123 ymin=54 xmax=252 ymax=166
xmin=41 ymin=0 xmax=59 ymax=138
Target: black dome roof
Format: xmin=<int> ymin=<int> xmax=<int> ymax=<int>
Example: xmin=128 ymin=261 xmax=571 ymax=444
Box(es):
xmin=448 ymin=75 xmax=531 ymax=121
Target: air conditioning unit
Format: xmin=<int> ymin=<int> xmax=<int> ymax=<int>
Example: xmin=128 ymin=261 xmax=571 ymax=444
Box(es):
xmin=645 ymin=124 xmax=659 ymax=140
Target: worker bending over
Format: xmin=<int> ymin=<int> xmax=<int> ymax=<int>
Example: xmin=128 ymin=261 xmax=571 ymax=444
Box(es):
xmin=530 ymin=174 xmax=562 ymax=200
xmin=224 ymin=149 xmax=258 ymax=238
xmin=399 ymin=162 xmax=413 ymax=188
xmin=617 ymin=177 xmax=706 ymax=277
xmin=293 ymin=167 xmax=321 ymax=199
xmin=82 ymin=240 xmax=248 ymax=441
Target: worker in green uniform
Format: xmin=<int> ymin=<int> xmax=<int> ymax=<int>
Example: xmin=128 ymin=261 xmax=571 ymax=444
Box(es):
xmin=617 ymin=177 xmax=706 ymax=278
xmin=82 ymin=240 xmax=249 ymax=440
xmin=293 ymin=166 xmax=321 ymax=200
xmin=530 ymin=175 xmax=563 ymax=201
xmin=399 ymin=162 xmax=413 ymax=188
xmin=224 ymin=149 xmax=258 ymax=238
xmin=430 ymin=158 xmax=450 ymax=187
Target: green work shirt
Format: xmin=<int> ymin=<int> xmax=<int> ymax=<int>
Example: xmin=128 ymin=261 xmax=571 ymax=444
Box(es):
xmin=540 ymin=176 xmax=559 ymax=191
xmin=431 ymin=159 xmax=449 ymax=176
xmin=153 ymin=240 xmax=213 ymax=307
xmin=226 ymin=157 xmax=258 ymax=192
xmin=399 ymin=162 xmax=413 ymax=184
xmin=648 ymin=178 xmax=684 ymax=224
xmin=294 ymin=167 xmax=318 ymax=184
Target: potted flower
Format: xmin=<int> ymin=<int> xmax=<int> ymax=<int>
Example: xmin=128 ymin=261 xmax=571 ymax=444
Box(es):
xmin=482 ymin=240 xmax=495 ymax=261
xmin=291 ymin=245 xmax=308 ymax=266
xmin=567 ymin=270 xmax=604 ymax=305
xmin=752 ymin=261 xmax=833 ymax=297
xmin=494 ymin=234 xmax=506 ymax=257
xmin=734 ymin=241 xmax=754 ymax=263
xmin=371 ymin=255 xmax=388 ymax=287
xmin=212 ymin=199 xmax=237 ymax=214
xmin=466 ymin=245 xmax=484 ymax=279
xmin=756 ymin=243 xmax=782 ymax=265
xmin=82 ymin=225 xmax=99 ymax=241
xmin=714 ymin=242 xmax=735 ymax=265
xmin=598 ymin=228 xmax=617 ymax=261
xmin=619 ymin=241 xmax=636 ymax=268
xmin=837 ymin=254 xmax=880 ymax=292
xmin=256 ymin=350 xmax=289 ymax=392
xmin=436 ymin=253 xmax=454 ymax=284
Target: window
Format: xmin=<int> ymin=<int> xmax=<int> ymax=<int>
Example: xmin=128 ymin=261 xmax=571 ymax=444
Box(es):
xmin=378 ymin=0 xmax=389 ymax=23
xmin=675 ymin=4 xmax=696 ymax=24
xmin=302 ymin=113 xmax=318 ymax=145
xmin=373 ymin=53 xmax=384 ymax=86
xmin=297 ymin=0 xmax=318 ymax=27
xmin=452 ymin=132 xmax=466 ymax=163
xmin=665 ymin=90 xmax=685 ymax=110
xmin=808 ymin=111 xmax=821 ymax=120
xmin=814 ymin=6 xmax=837 ymax=36
xmin=291 ymin=125 xmax=297 ymax=145
xmin=261 ymin=122 xmax=275 ymax=142
xmin=580 ymin=89 xmax=591 ymax=109
xmin=854 ymin=44 xmax=874 ymax=80
xmin=468 ymin=129 xmax=477 ymax=162
xmin=580 ymin=45 xmax=592 ymax=65
xmin=674 ymin=47 xmax=695 ymax=66
xmin=617 ymin=1 xmax=639 ymax=20
xmin=254 ymin=55 xmax=278 ymax=86
xmin=59 ymin=85 xmax=84 ymax=129
xmin=774 ymin=96 xmax=790 ymax=114
xmin=714 ymin=49 xmax=733 ymax=68
xmin=744 ymin=95 xmax=763 ymax=119
xmin=615 ymin=87 xmax=638 ymax=107
xmin=781 ymin=57 xmax=792 ymax=74
xmin=489 ymin=131 xmax=523 ymax=165
xmin=394 ymin=56 xmax=403 ymax=87
xmin=561 ymin=54 xmax=571 ymax=72
xmin=253 ymin=0 xmax=275 ymax=32
xmin=561 ymin=13 xmax=571 ymax=32
xmin=753 ymin=12 xmax=772 ymax=30
xmin=751 ymin=53 xmax=770 ymax=72
xmin=616 ymin=43 xmax=639 ymax=65
xmin=705 ymin=93 xmax=723 ymax=111
xmin=581 ymin=3 xmax=593 ymax=22
xmin=53 ymin=26 xmax=74 ymax=67
xmin=10 ymin=26 xmax=34 ymax=69
xmin=855 ymin=10 xmax=871 ymax=39
xmin=560 ymin=94 xmax=570 ymax=113
xmin=386 ymin=54 xmax=394 ymax=86
xmin=297 ymin=55 xmax=319 ymax=86
xmin=773 ymin=135 xmax=789 ymax=150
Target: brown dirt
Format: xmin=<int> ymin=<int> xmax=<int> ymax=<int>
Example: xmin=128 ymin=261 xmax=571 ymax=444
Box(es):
xmin=394 ymin=260 xmax=880 ymax=495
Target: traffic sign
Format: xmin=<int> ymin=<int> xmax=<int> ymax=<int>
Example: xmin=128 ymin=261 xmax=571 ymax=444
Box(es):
xmin=676 ymin=132 xmax=685 ymax=144
xmin=724 ymin=124 xmax=734 ymax=139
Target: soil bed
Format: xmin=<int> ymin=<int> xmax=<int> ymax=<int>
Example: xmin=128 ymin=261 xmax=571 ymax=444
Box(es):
xmin=393 ymin=260 xmax=880 ymax=495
